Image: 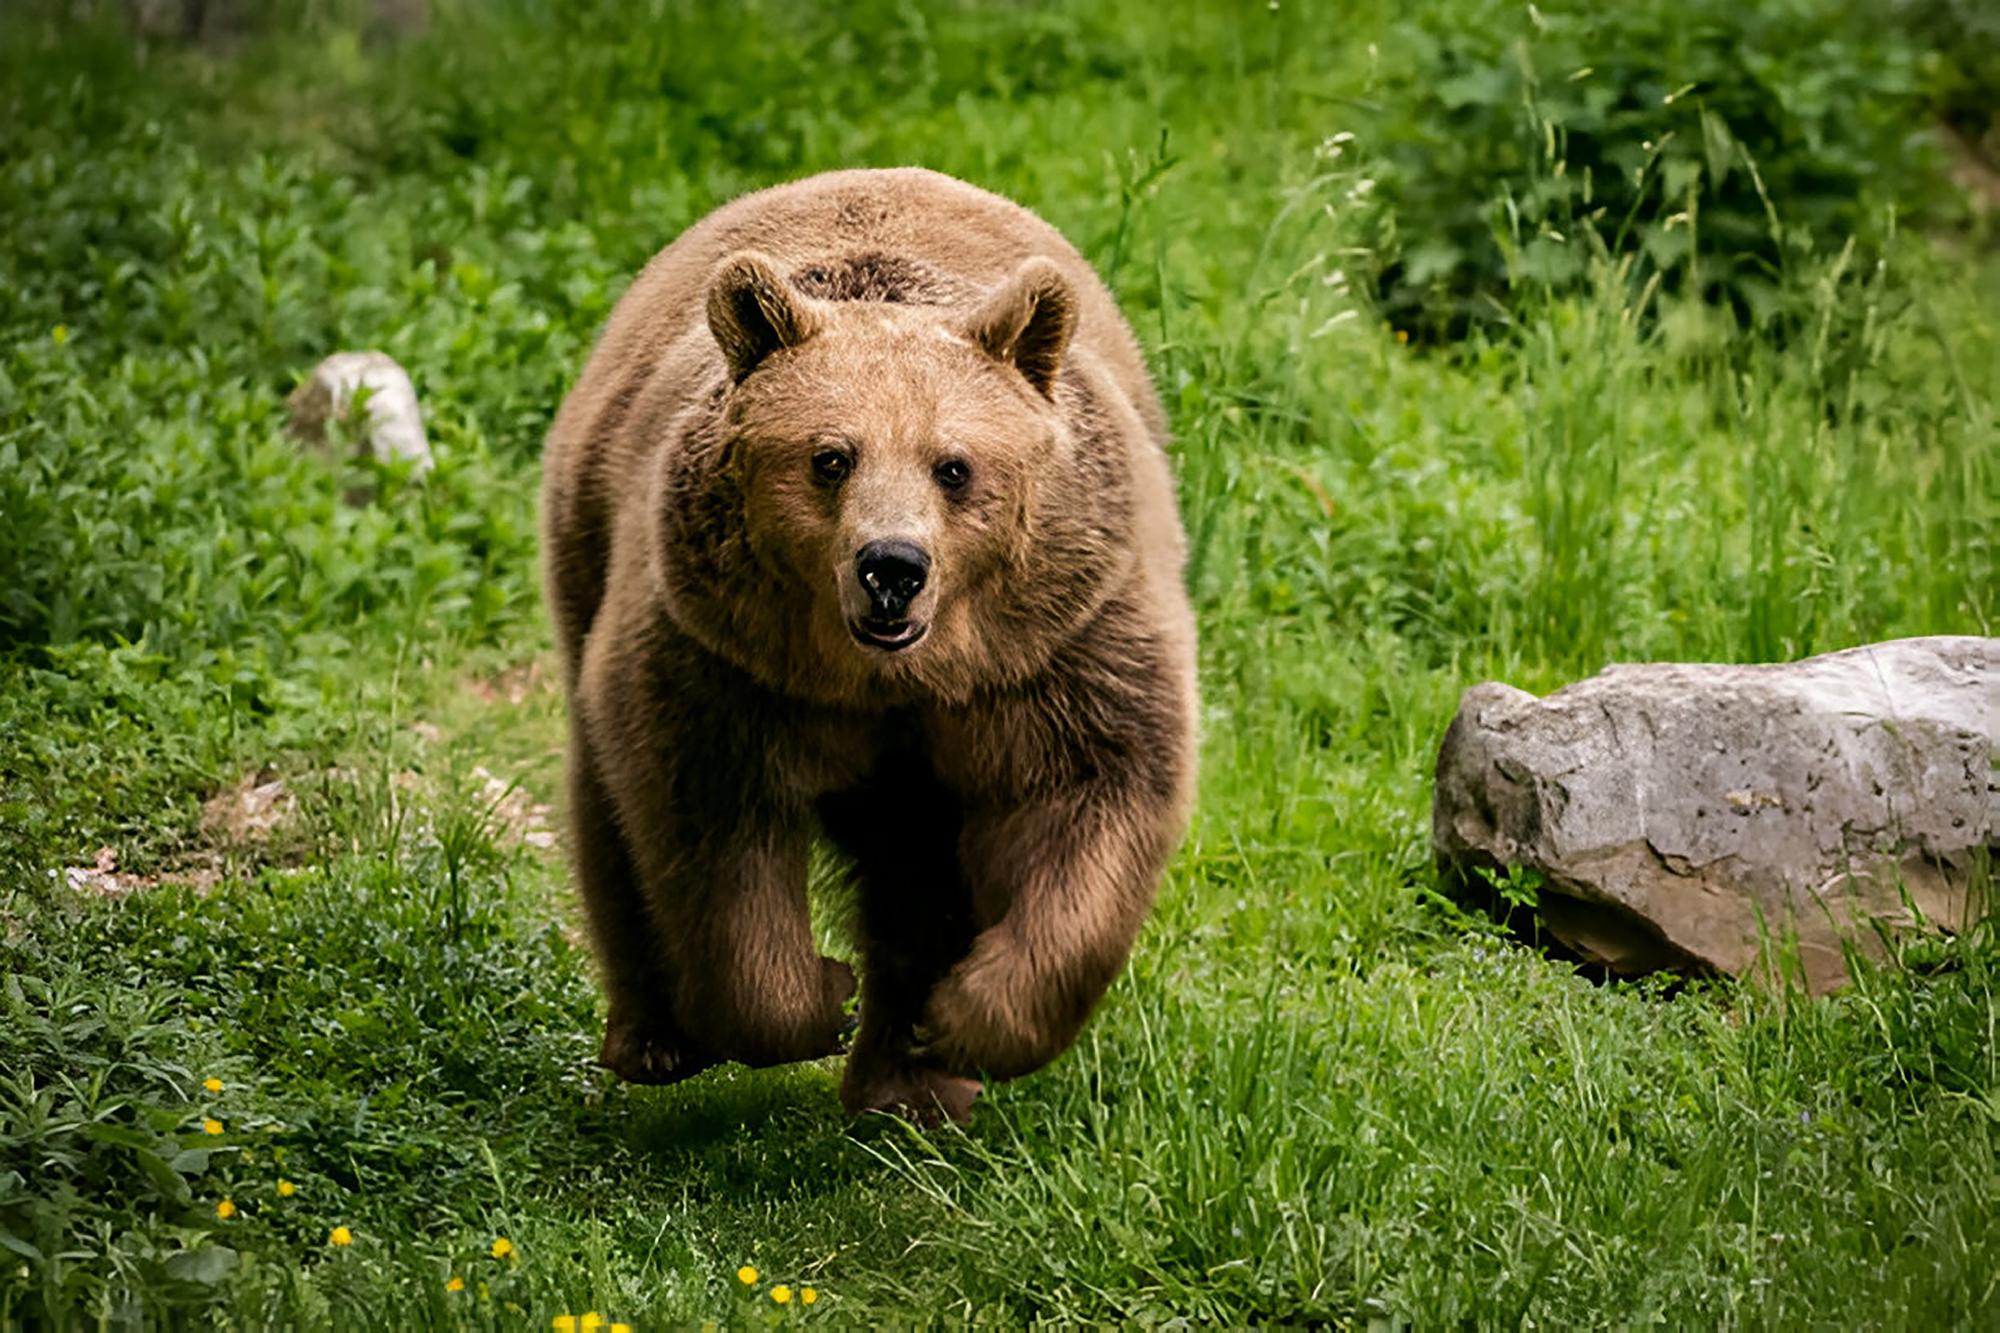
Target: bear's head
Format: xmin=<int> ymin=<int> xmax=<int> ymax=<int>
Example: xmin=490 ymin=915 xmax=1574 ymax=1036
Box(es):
xmin=657 ymin=251 xmax=1129 ymax=707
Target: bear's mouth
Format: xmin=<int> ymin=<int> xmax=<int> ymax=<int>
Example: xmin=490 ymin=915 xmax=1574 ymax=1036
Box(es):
xmin=849 ymin=617 xmax=928 ymax=653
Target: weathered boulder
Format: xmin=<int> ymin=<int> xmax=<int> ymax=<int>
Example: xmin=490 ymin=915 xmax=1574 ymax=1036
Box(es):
xmin=286 ymin=351 xmax=433 ymax=477
xmin=1433 ymin=636 xmax=1997 ymax=994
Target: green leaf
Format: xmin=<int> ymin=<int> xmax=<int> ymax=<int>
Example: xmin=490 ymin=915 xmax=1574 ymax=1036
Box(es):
xmin=1700 ymin=106 xmax=1735 ymax=189
xmin=133 ymin=1148 xmax=193 ymax=1206
xmin=82 ymin=1122 xmax=153 ymax=1152
xmin=0 ymin=1223 xmax=43 ymax=1263
xmin=163 ymin=1245 xmax=239 ymax=1286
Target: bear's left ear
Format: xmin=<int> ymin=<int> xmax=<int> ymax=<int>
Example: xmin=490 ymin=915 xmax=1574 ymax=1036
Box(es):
xmin=707 ymin=251 xmax=822 ymax=383
xmin=963 ymin=257 xmax=1077 ymax=398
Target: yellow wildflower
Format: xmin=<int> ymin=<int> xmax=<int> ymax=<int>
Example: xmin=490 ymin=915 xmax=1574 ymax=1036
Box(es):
xmin=736 ymin=1265 xmax=758 ymax=1285
xmin=203 ymin=1077 xmax=223 ymax=1094
xmin=581 ymin=1315 xmax=603 ymax=1331
xmin=490 ymin=1236 xmax=515 ymax=1259
xmin=215 ymin=1199 xmax=236 ymax=1219
xmin=552 ymin=1317 xmax=576 ymax=1333
xmin=51 ymin=325 xmax=69 ymax=345
xmin=201 ymin=1118 xmax=223 ymax=1136
xmin=771 ymin=1285 xmax=792 ymax=1305
xmin=1395 ymin=328 xmax=1410 ymax=344
xmin=611 ymin=1325 xmax=632 ymax=1333
xmin=446 ymin=1276 xmax=465 ymax=1293
xmin=329 ymin=1226 xmax=353 ymax=1247
xmin=278 ymin=1179 xmax=297 ymax=1197
xmin=801 ymin=1288 xmax=818 ymax=1305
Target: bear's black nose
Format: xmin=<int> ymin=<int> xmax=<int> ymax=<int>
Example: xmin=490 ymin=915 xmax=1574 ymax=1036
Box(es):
xmin=855 ymin=540 xmax=930 ymax=619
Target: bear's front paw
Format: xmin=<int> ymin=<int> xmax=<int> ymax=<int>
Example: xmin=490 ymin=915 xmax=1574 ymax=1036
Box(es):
xmin=840 ymin=1056 xmax=982 ymax=1128
xmin=599 ymin=1011 xmax=715 ymax=1086
xmin=919 ymin=950 xmax=1051 ymax=1081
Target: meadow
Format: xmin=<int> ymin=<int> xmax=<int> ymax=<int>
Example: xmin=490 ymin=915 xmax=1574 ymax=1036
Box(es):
xmin=2 ymin=0 xmax=1996 ymax=1324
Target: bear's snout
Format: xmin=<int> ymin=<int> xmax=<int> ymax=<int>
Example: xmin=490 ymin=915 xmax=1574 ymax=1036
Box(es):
xmin=848 ymin=539 xmax=932 ymax=653
xmin=855 ymin=540 xmax=929 ymax=620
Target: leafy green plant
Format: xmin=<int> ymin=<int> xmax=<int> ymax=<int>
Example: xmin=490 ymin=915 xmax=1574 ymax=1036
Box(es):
xmin=1366 ymin=0 xmax=1949 ymax=336
xmin=1899 ymin=0 xmax=2000 ymax=158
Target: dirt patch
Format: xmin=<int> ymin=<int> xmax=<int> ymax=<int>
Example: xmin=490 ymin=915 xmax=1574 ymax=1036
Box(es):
xmin=62 ymin=846 xmax=223 ymax=898
xmin=200 ymin=773 xmax=299 ymax=845
xmin=471 ymin=765 xmax=557 ymax=850
xmin=467 ymin=659 xmax=550 ymax=707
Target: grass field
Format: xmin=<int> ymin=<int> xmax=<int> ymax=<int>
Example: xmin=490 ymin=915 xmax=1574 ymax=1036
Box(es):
xmin=3 ymin=1 xmax=1997 ymax=1325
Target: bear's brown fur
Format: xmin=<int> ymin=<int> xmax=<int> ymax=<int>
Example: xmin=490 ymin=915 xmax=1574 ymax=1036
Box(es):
xmin=541 ymin=167 xmax=1197 ymax=1123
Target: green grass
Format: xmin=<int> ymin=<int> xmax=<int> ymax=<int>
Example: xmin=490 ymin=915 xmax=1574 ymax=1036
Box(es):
xmin=3 ymin=0 xmax=1997 ymax=1325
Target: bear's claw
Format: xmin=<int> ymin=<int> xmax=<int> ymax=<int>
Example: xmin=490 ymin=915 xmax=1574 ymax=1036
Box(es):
xmin=841 ymin=1059 xmax=983 ymax=1127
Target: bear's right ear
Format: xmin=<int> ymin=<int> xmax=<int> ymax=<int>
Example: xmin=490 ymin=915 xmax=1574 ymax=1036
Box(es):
xmin=707 ymin=251 xmax=821 ymax=383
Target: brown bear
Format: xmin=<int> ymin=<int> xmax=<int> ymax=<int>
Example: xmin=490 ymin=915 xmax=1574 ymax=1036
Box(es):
xmin=541 ymin=167 xmax=1197 ymax=1124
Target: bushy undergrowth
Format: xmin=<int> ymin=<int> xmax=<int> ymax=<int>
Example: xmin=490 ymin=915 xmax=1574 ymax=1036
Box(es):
xmin=1365 ymin=0 xmax=1955 ymax=334
xmin=1 ymin=0 xmax=1995 ymax=1325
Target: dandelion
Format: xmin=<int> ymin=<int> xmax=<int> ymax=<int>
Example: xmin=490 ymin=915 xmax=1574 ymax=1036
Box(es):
xmin=611 ymin=1325 xmax=631 ymax=1332
xmin=215 ymin=1199 xmax=236 ymax=1219
xmin=1396 ymin=329 xmax=1409 ymax=344
xmin=736 ymin=1265 xmax=758 ymax=1285
xmin=553 ymin=1318 xmax=576 ymax=1333
xmin=278 ymin=1179 xmax=297 ymax=1197
xmin=801 ymin=1288 xmax=818 ymax=1305
xmin=580 ymin=1315 xmax=603 ymax=1331
xmin=201 ymin=1118 xmax=223 ymax=1136
xmin=446 ymin=1276 xmax=465 ymax=1293
xmin=329 ymin=1226 xmax=353 ymax=1247
xmin=51 ymin=325 xmax=69 ymax=345
xmin=203 ymin=1077 xmax=223 ymax=1094
xmin=490 ymin=1236 xmax=515 ymax=1259
xmin=771 ymin=1285 xmax=792 ymax=1305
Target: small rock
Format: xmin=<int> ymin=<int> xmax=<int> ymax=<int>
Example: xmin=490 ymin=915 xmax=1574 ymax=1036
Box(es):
xmin=64 ymin=846 xmax=127 ymax=895
xmin=1433 ymin=636 xmax=1998 ymax=994
xmin=287 ymin=351 xmax=433 ymax=476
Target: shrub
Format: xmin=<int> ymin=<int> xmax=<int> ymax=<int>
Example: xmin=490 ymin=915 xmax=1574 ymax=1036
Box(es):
xmin=1366 ymin=0 xmax=1947 ymax=336
xmin=1898 ymin=0 xmax=2000 ymax=165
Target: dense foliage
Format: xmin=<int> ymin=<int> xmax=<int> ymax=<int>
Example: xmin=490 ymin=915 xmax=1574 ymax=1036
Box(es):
xmin=1366 ymin=0 xmax=1958 ymax=334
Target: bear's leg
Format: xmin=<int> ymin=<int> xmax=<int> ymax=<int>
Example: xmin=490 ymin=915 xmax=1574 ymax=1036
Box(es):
xmin=645 ymin=827 xmax=856 ymax=1069
xmin=567 ymin=717 xmax=716 ymax=1085
xmin=582 ymin=635 xmax=854 ymax=1074
xmin=919 ymin=784 xmax=1181 ymax=1081
xmin=822 ymin=780 xmax=982 ymax=1125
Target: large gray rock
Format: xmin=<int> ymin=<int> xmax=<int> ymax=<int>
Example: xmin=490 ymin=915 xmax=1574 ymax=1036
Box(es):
xmin=1433 ymin=637 xmax=1997 ymax=994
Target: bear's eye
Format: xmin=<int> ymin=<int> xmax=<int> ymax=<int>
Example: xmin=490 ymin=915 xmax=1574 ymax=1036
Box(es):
xmin=811 ymin=449 xmax=852 ymax=484
xmin=933 ymin=458 xmax=972 ymax=492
